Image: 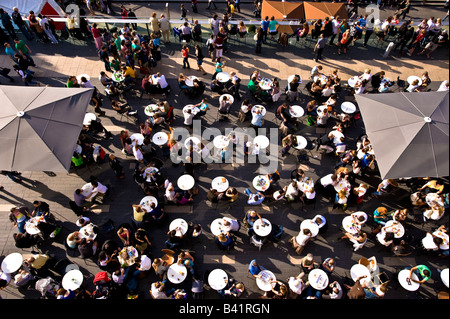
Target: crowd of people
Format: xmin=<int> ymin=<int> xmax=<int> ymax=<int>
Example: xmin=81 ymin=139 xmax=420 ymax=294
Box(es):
xmin=0 ymin=0 xmax=449 ymax=301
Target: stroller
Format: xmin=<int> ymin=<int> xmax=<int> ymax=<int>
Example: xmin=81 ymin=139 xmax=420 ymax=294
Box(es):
xmin=34 ymin=277 xmax=60 ymax=299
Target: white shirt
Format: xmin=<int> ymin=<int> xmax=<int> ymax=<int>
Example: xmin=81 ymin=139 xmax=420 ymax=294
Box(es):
xmin=296 ymin=232 xmax=311 ymax=246
xmin=133 ymin=146 xmax=144 ymax=161
xmin=140 ymin=255 xmax=152 ymax=271
xmin=184 ymin=110 xmax=194 ymax=125
xmin=285 ymin=183 xmax=299 ymax=199
xmin=222 ymin=217 xmax=240 ymax=232
xmin=241 ymin=103 xmax=251 ymax=113
xmin=93 ymin=182 xmax=108 ymax=194
xmin=437 ymin=80 xmax=449 ymax=91
xmin=328 ymin=130 xmax=345 ymax=145
xmin=159 ymin=17 xmax=170 ymax=31
xmin=157 ymin=75 xmax=168 ymax=88
xmin=332 ymin=19 xmax=340 ymax=34
xmin=320 ymin=174 xmax=335 ymax=187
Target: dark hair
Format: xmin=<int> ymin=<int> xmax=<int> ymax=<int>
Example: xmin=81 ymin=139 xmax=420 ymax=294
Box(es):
xmin=384 ymin=231 xmax=395 ymax=242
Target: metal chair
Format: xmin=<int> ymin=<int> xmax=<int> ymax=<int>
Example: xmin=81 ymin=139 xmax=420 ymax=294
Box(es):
xmin=250 ymin=235 xmax=264 ymax=251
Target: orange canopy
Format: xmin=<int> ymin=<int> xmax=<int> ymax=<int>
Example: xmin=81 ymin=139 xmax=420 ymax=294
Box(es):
xmin=303 ymin=2 xmax=348 ymax=21
xmin=261 ymin=1 xmax=305 ymax=33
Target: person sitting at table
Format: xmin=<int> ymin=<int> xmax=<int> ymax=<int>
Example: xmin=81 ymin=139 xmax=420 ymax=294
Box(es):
xmin=250 ymin=108 xmax=264 ymax=128
xmin=298 ymin=253 xmax=320 ymax=277
xmin=276 ymin=102 xmax=295 ymax=131
xmin=281 ymin=134 xmax=298 ymax=157
xmin=418 ymin=179 xmax=445 ymax=195
xmin=248 ymin=75 xmax=261 ymax=98
xmin=423 ymin=204 xmax=445 ymax=222
xmin=9 ymin=206 xmax=31 ymax=234
xmin=24 ymin=253 xmax=53 ymax=277
xmin=406 ymin=265 xmax=432 ymax=285
xmin=148 ymin=202 xmax=166 ymax=225
xmin=248 ymin=259 xmax=266 ymax=278
xmin=78 ymin=237 xmax=99 ymax=259
xmin=372 ymin=206 xmax=391 ymax=228
xmin=192 ymin=98 xmax=209 ymax=117
xmin=376 ymin=225 xmax=395 ymax=249
xmin=316 ymin=107 xmax=330 ymax=128
xmin=219 ymin=95 xmax=232 ymax=115
xmin=289 ymin=228 xmax=312 ymax=255
xmin=310 ymin=79 xmax=323 ymax=100
xmin=165 ymin=228 xmax=183 ymax=250
xmin=243 ymin=210 xmax=264 ymax=235
xmin=354 ymin=79 xmax=368 ymax=95
xmin=210 ymin=78 xmax=225 ymax=94
xmin=305 ymin=100 xmax=319 ymax=117
xmin=339 ymin=229 xmax=368 ymax=252
xmin=371 ymin=179 xmax=398 ymax=199
xmin=283 ymin=181 xmax=300 ymax=202
xmin=13 ymin=232 xmax=40 ymax=249
xmin=215 ymin=232 xmax=235 ymax=251
xmin=207 ymin=188 xmax=222 ymax=203
xmin=111 ymin=100 xmax=137 ymax=117
xmin=333 ymin=188 xmax=349 ymax=211
xmin=220 ymin=217 xmax=241 ymax=234
xmin=121 ymin=64 xmax=136 ymax=86
xmin=406 ymin=79 xmax=421 ymax=92
xmin=312 ymin=214 xmax=327 ymax=234
xmin=31 ymin=200 xmax=50 ymax=218
xmin=117 ymin=226 xmax=132 ymax=247
xmin=85 ymin=180 xmax=109 ymax=203
xmin=224 ymin=187 xmax=239 ymax=202
xmin=189 ymin=78 xmax=206 ymax=98
xmin=321 ymin=281 xmax=343 ymax=299
xmin=66 ymin=231 xmax=82 ymax=250
xmin=320 ymin=257 xmax=335 ymax=277
xmin=420 ymin=231 xmax=444 ymax=254
xmin=245 ymin=188 xmax=265 ymax=205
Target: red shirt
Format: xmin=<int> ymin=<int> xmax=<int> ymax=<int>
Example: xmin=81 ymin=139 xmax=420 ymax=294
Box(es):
xmin=91 ymin=27 xmax=101 ymax=38
xmin=182 ymin=48 xmax=189 ymax=58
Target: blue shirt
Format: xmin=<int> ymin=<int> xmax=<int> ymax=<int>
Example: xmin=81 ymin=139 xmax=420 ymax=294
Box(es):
xmin=248 ymin=193 xmax=265 ymax=205
xmin=251 ymin=113 xmax=263 ymax=127
xmin=249 ymin=260 xmax=262 ymax=276
xmin=261 ymin=20 xmax=269 ymax=31
xmin=358 ymin=18 xmax=366 ymax=27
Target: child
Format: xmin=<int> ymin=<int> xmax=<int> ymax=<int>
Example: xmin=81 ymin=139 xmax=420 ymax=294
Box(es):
xmin=180 ymin=4 xmax=188 ymax=20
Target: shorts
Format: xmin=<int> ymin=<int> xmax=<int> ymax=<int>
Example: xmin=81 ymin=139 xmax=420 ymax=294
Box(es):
xmin=425 ymin=41 xmax=438 ymax=52
xmin=269 ymin=30 xmax=277 ymax=35
xmin=197 ymin=59 xmax=203 ymax=66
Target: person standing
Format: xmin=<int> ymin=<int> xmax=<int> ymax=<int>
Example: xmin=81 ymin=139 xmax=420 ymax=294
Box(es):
xmin=91 ymin=23 xmax=103 ymax=52
xmin=181 ymin=45 xmax=190 ymax=69
xmin=11 ymin=7 xmax=33 ymax=41
xmin=14 ymin=37 xmax=35 ymax=67
xmin=329 ymin=16 xmax=340 ymax=45
xmin=0 ymin=9 xmax=17 ymax=40
xmin=195 ymin=45 xmax=207 ymax=75
xmin=159 ymin=14 xmax=170 ymax=44
xmin=314 ymin=33 xmax=327 ymax=62
xmin=260 ymin=16 xmax=270 ymax=43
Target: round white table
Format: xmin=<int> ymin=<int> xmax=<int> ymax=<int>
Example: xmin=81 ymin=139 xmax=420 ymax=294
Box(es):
xmin=293 ymin=136 xmax=308 ymax=150
xmin=130 ymin=133 xmax=145 ymax=146
xmin=83 ymin=113 xmax=96 ymax=126
xmin=297 ymin=178 xmax=314 ymax=193
xmin=259 ymin=78 xmax=273 ymax=90
xmin=350 ymin=264 xmax=372 ymax=285
xmin=144 ymin=104 xmax=162 ymax=117
xmin=314 ymin=74 xmax=328 ymax=85
xmin=140 ymin=196 xmax=158 ymax=212
xmin=169 ymin=218 xmax=188 ymax=237
xmin=440 ymin=268 xmax=449 ymax=288
xmin=253 ymin=218 xmax=272 ymax=237
xmin=334 ymin=179 xmax=351 ymax=193
xmin=216 ymin=72 xmax=230 ymax=83
xmin=213 ymin=135 xmax=230 ymax=149
xmin=407 ymin=75 xmax=422 ymax=86
xmin=425 ymin=192 xmax=444 ymax=207
xmin=308 ymin=269 xmax=329 ymax=290
xmin=300 ymin=219 xmax=319 ymax=237
xmin=208 ymin=269 xmax=229 ymax=290
xmin=256 ymin=270 xmax=276 ymax=292
xmin=342 ymin=215 xmax=361 ymax=234
xmin=253 ymin=175 xmax=270 ymax=192
xmin=81 ymin=182 xmax=94 ymax=198
xmin=433 ymin=230 xmax=449 ymax=250
xmin=398 ymin=269 xmax=420 ymax=291
xmin=167 ymin=263 xmax=188 ymax=284
xmin=251 ymin=105 xmax=266 ymax=116
xmin=143 ymin=166 xmax=159 ymax=182
xmin=77 ymin=74 xmax=90 ymax=83
xmin=185 ymin=75 xmax=199 ymax=87
xmin=317 ymin=105 xmax=328 ymax=115
xmin=341 ymin=101 xmax=357 ymax=114
xmin=152 ymin=132 xmax=169 ymax=146
xmin=1 ymin=253 xmax=23 ymax=274
xmin=112 ymin=71 xmax=125 ymax=83
xmin=219 ymin=94 xmax=234 ymax=105
xmin=289 ymin=105 xmax=304 ymax=118
xmin=62 ymin=269 xmax=83 ymax=291
xmin=118 ymin=246 xmax=139 ymax=267
xmin=385 ymin=220 xmax=405 ymax=238
xmin=79 ymin=223 xmax=98 ymax=240
xmin=25 ymin=216 xmax=43 ymax=235
xmin=347 ymin=76 xmax=359 ymax=88
xmin=183 ymin=104 xmax=201 ymax=115
xmin=211 ymin=176 xmax=229 ymax=193
xmin=210 ymin=218 xmax=227 ymax=236
xmin=177 ymin=174 xmax=195 ymax=190
xmin=253 ymin=135 xmax=270 ymax=149
xmin=288 ymin=74 xmax=302 ymax=84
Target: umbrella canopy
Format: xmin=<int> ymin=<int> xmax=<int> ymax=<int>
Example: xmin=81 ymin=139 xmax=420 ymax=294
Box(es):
xmin=0 ymin=86 xmax=93 ymax=172
xmin=261 ymin=1 xmax=305 ymax=33
xmin=355 ymin=91 xmax=449 ymax=179
xmin=303 ymin=2 xmax=348 ymax=21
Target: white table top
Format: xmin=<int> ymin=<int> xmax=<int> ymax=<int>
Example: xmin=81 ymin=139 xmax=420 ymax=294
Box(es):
xmin=185 ymin=75 xmax=199 ymax=87
xmin=314 ymin=74 xmax=328 ymax=85
xmin=426 ymin=192 xmax=444 ymax=207
xmin=253 ymin=135 xmax=270 ymax=149
xmin=79 ymin=223 xmax=98 ymax=240
xmin=62 ymin=269 xmax=83 ymax=291
xmin=308 ymin=269 xmax=329 ymax=290
xmin=208 ymin=269 xmax=229 ymax=290
xmin=289 ymin=105 xmax=304 ymax=118
xmin=219 ymin=94 xmax=234 ymax=105
xmin=81 ymin=182 xmax=94 ymax=198
xmin=398 ymin=269 xmax=420 ymax=291
xmin=143 ymin=166 xmax=159 ymax=182
xmin=341 ymin=101 xmax=357 ymax=114
xmin=300 ymin=219 xmax=319 ymax=237
xmin=130 ymin=133 xmax=145 ymax=146
xmin=210 ymin=218 xmax=227 ymax=236
xmin=385 ymin=220 xmax=405 ymax=238
xmin=288 ymin=75 xmax=302 ymax=83
xmin=256 ymin=270 xmax=276 ymax=291
xmin=177 ymin=174 xmax=195 ymax=190
xmin=297 ymin=178 xmax=314 ymax=193
xmin=253 ymin=175 xmax=270 ymax=192
xmin=216 ymin=72 xmax=230 ymax=83
xmin=433 ymin=230 xmax=449 ymax=250
xmin=152 ymin=132 xmax=169 ymax=146
xmin=251 ymin=105 xmax=266 ymax=116
xmin=83 ymin=113 xmax=96 ymax=126
xmin=183 ymin=104 xmax=201 ymax=115
xmin=118 ymin=246 xmax=139 ymax=267
xmin=211 ymin=176 xmax=229 ymax=193
xmin=112 ymin=71 xmax=125 ymax=82
xmin=1 ymin=252 xmax=23 ymax=274
xmin=144 ymin=104 xmax=163 ymax=117
xmin=169 ymin=218 xmax=188 ymax=237
xmin=25 ymin=216 xmax=44 ymax=235
xmin=213 ymin=135 xmax=230 ymax=149
xmin=407 ymin=75 xmax=422 ymax=86
xmin=350 ymin=264 xmax=372 ymax=285
xmin=342 ymin=215 xmax=361 ymax=234
xmin=140 ymin=196 xmax=159 ymax=212
xmin=347 ymin=76 xmax=359 ymax=88
xmin=184 ymin=136 xmax=201 ymax=149
xmin=441 ymin=268 xmax=449 ymax=288
xmin=259 ymin=78 xmax=273 ymax=90
xmin=334 ymin=179 xmax=351 ymax=193
xmin=253 ymin=218 xmax=272 ymax=237
xmin=293 ymin=136 xmax=308 ymax=150
xmin=167 ymin=263 xmax=188 ymax=284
